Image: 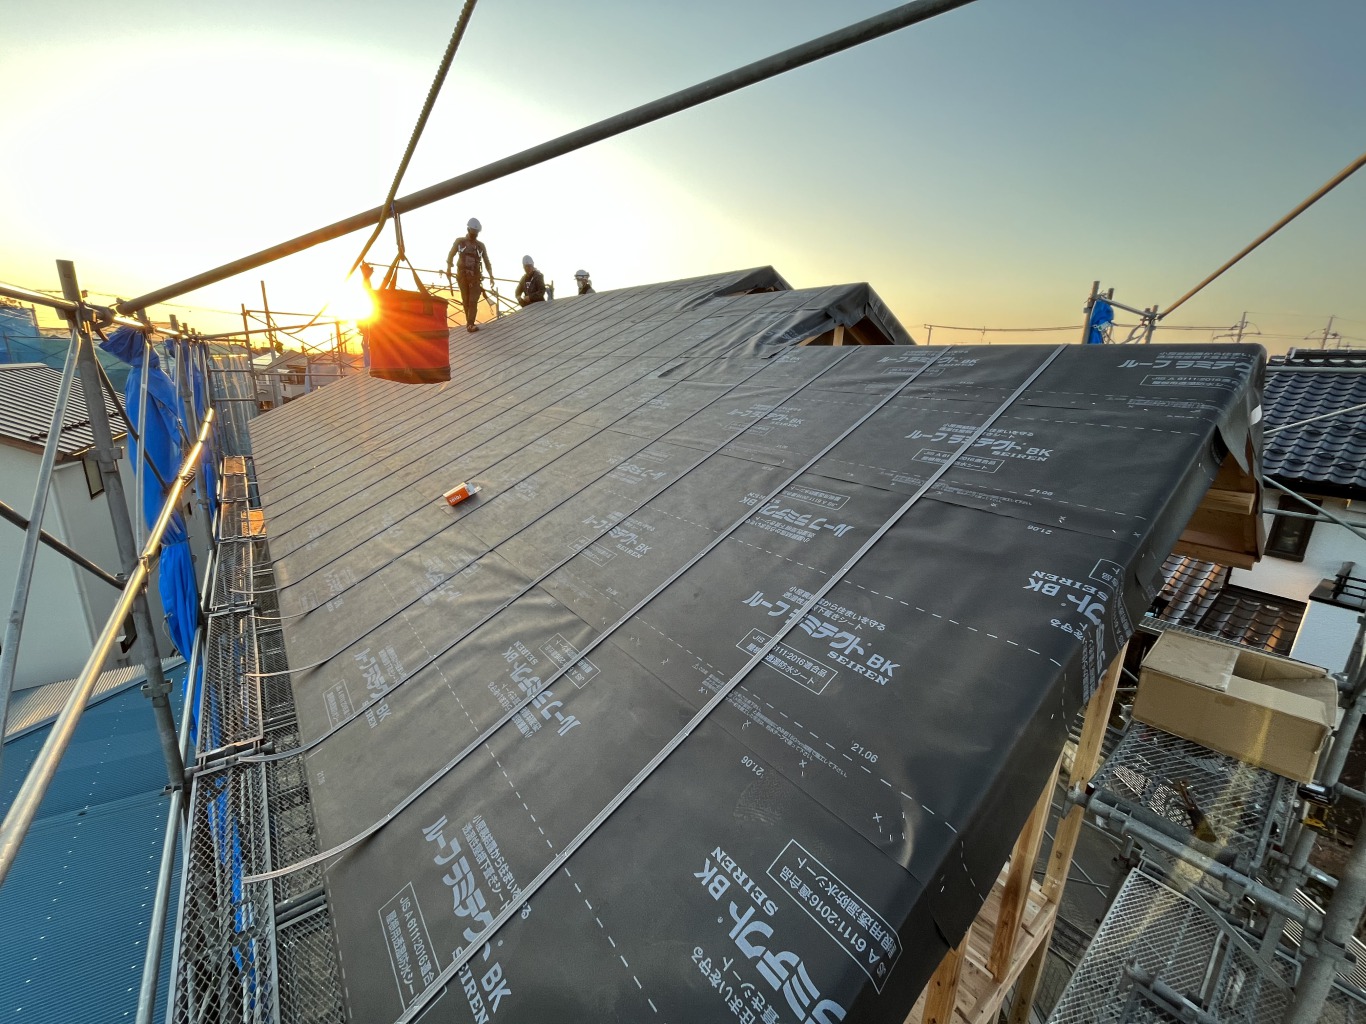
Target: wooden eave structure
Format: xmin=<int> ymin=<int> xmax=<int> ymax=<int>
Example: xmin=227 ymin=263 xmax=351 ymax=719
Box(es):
xmin=1171 ymin=439 xmax=1265 ymax=570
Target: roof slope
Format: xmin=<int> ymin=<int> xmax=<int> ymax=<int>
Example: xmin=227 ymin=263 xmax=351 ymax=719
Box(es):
xmin=1262 ymin=363 xmax=1366 ymax=498
xmin=248 ymin=273 xmax=1261 ymax=1023
xmin=0 ymin=363 xmax=127 ymax=460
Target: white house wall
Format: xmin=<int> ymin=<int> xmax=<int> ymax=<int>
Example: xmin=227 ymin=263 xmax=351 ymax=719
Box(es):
xmin=0 ymin=450 xmax=97 ymax=690
xmin=51 ymin=458 xmax=178 ymax=666
xmin=1231 ymin=499 xmax=1366 ymax=602
xmin=1230 ymin=497 xmax=1366 ymax=674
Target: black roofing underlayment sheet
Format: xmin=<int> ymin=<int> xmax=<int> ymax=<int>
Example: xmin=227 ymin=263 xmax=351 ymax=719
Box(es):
xmin=248 ymin=271 xmax=1264 ymax=1024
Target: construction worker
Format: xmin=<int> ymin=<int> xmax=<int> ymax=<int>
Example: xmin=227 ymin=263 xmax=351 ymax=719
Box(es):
xmin=516 ymin=255 xmax=546 ymax=307
xmin=574 ymin=269 xmax=594 ymax=295
xmin=446 ymin=217 xmax=492 ymax=332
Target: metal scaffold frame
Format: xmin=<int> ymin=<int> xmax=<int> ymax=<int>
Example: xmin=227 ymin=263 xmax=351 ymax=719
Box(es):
xmin=161 ymin=453 xmax=347 ymax=1024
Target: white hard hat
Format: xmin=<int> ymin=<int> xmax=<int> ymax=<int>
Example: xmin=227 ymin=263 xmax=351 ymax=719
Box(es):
xmin=467 ymin=218 xmax=481 ymax=231
xmin=574 ymin=269 xmax=589 ymax=279
xmin=522 ymin=255 xmax=534 ymax=267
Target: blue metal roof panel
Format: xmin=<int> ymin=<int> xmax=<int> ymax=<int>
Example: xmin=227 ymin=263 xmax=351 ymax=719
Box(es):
xmin=1 ymin=669 xmax=188 ymax=1023
xmin=0 ymin=668 xmax=187 ymax=819
xmin=0 ymin=790 xmax=178 ymax=1023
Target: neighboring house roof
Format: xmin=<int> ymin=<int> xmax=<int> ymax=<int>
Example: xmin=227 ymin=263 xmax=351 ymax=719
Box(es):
xmin=3 ymin=658 xmax=183 ymax=741
xmin=0 ymin=363 xmax=128 ymax=461
xmin=1151 ymin=555 xmax=1309 ymax=656
xmin=0 ymin=667 xmax=186 ymax=1024
xmin=1152 ymin=554 xmax=1226 ymax=627
xmin=1262 ymin=357 xmax=1366 ymax=500
xmin=246 ymin=269 xmax=1262 ymax=1021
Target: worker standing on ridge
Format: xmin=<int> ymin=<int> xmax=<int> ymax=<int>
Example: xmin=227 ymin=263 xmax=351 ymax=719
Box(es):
xmin=446 ymin=217 xmax=493 ymax=333
xmin=516 ymin=255 xmax=546 ymax=307
xmin=574 ymin=269 xmax=594 ymax=295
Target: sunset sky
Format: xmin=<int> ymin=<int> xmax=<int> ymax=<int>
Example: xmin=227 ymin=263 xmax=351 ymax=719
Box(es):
xmin=2 ymin=0 xmax=1364 ymax=352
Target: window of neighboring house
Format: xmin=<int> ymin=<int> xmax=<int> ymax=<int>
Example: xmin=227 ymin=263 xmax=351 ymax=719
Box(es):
xmin=1265 ymin=494 xmax=1321 ymax=561
xmin=83 ymin=454 xmax=105 ymax=499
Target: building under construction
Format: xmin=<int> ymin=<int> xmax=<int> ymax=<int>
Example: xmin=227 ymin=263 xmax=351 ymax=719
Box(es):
xmin=3 ymin=0 xmax=1366 ymax=1020
xmin=5 ymin=259 xmax=1364 ymax=1023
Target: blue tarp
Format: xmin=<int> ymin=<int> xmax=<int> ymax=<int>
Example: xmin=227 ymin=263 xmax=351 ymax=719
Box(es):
xmin=1086 ymin=297 xmax=1115 ymax=345
xmin=99 ymin=328 xmax=198 ymax=659
xmin=172 ymin=339 xmax=217 ymax=522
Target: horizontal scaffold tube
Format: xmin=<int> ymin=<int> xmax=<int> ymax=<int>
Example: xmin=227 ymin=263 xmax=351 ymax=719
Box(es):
xmin=116 ymin=0 xmax=978 ymax=313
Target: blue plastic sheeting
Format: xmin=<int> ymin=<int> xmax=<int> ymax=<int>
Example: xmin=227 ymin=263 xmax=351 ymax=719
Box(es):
xmin=1086 ymin=297 xmax=1115 ymax=345
xmin=168 ymin=338 xmax=217 ymax=523
xmin=0 ymin=670 xmax=186 ymax=1024
xmin=99 ymin=328 xmax=198 ymax=658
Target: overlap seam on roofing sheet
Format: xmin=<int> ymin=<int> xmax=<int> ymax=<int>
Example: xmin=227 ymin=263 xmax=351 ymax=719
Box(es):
xmin=265 ymin=293 xmax=788 ymax=558
xmin=243 ymin=345 xmax=867 ymax=759
xmin=243 ymin=345 xmax=950 ymax=854
xmin=272 ymin=326 xmax=781 ymax=600
xmin=261 ymin=287 xmax=676 ymax=509
xmin=260 ymin=314 xmax=865 ymax=645
xmin=261 ymin=280 xmax=788 ymax=483
xmin=389 ymin=346 xmax=1067 ymax=1024
xmin=253 ymin=290 xmax=661 ymax=499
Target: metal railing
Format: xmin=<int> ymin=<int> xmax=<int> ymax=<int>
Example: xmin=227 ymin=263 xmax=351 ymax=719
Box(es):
xmin=0 ymin=411 xmax=214 ymax=885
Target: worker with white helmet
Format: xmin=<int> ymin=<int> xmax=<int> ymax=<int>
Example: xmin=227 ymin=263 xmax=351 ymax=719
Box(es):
xmin=574 ymin=269 xmax=594 ymax=295
xmin=515 ymin=255 xmax=546 ymax=307
xmin=445 ymin=217 xmax=493 ymax=332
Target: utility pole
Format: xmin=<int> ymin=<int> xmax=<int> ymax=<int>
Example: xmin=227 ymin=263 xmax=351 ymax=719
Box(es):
xmin=1234 ymin=312 xmax=1248 ymax=344
xmin=260 ymin=279 xmax=277 ymax=352
xmin=1319 ymin=315 xmax=1338 ymax=349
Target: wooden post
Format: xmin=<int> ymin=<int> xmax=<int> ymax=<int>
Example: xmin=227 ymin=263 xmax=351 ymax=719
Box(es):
xmin=923 ymin=934 xmax=968 ymax=1024
xmin=1006 ymin=644 xmax=1127 ymax=1024
xmin=987 ymin=752 xmax=1060 ymax=981
xmin=833 ymin=324 xmax=847 ymax=346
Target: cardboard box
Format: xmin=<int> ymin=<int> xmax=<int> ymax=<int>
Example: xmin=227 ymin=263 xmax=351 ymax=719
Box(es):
xmin=1133 ymin=631 xmax=1337 ymax=782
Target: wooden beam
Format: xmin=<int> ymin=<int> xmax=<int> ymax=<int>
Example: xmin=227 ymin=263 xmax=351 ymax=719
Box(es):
xmin=922 ymin=933 xmax=968 ymax=1024
xmin=1199 ymin=487 xmax=1257 ymax=515
xmin=833 ymin=324 xmax=847 ymax=346
xmin=1004 ymin=931 xmax=1050 ymax=1024
xmin=987 ymin=753 xmax=1060 ymax=981
xmin=1008 ymin=645 xmax=1126 ymax=1024
xmin=1043 ymin=644 xmax=1125 ymax=903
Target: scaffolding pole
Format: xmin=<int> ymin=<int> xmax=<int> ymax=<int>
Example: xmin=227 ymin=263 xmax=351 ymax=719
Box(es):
xmin=0 ymin=409 xmax=212 ymax=887
xmin=0 ymin=498 xmax=124 ymax=590
xmin=59 ymin=261 xmax=185 ymax=798
xmin=0 ymin=329 xmax=82 ymax=769
xmin=115 ymin=0 xmax=979 ymax=314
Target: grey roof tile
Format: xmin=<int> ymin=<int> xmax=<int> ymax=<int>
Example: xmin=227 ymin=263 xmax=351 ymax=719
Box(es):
xmin=1261 ymin=363 xmax=1366 ymax=498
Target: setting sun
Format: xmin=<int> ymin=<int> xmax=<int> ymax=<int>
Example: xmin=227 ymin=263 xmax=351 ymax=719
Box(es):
xmin=331 ymin=271 xmax=378 ymax=324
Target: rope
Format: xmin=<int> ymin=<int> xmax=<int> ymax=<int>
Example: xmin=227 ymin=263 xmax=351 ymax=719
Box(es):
xmin=1163 ymin=150 xmax=1366 ymax=319
xmin=349 ymin=0 xmax=481 ymax=277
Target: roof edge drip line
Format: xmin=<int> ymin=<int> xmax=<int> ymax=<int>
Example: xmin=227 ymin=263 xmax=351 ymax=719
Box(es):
xmin=391 ymin=345 xmax=1066 ymax=1024
xmin=116 ymin=0 xmax=980 ymax=313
